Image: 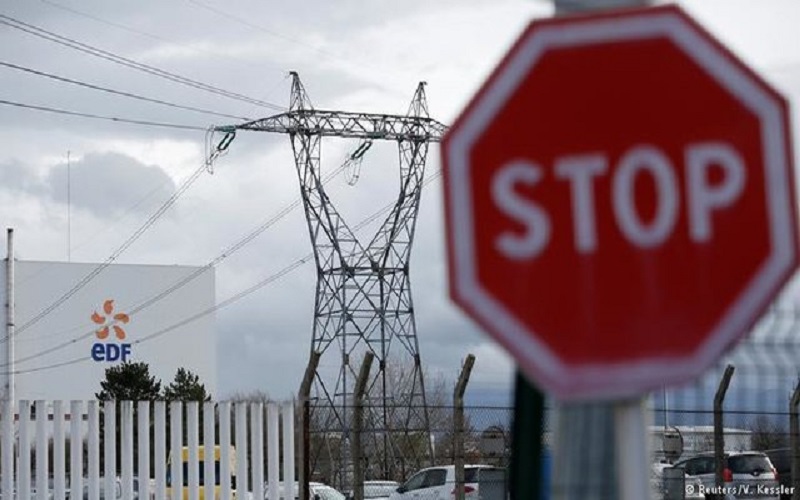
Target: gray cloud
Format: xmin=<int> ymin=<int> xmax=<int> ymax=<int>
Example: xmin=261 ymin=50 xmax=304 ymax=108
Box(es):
xmin=46 ymin=151 xmax=175 ymax=218
xmin=0 ymin=159 xmax=44 ymax=196
xmin=0 ymin=0 xmax=796 ymax=403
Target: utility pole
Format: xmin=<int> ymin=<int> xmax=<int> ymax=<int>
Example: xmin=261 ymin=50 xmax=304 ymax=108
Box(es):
xmin=2 ymin=229 xmax=14 ymax=500
xmin=5 ymin=228 xmax=14 ymax=406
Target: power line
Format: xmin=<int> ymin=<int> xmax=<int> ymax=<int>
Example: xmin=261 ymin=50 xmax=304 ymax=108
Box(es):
xmin=5 ymin=151 xmax=222 ymax=342
xmin=183 ymin=0 xmax=412 ymax=98
xmin=2 ymin=255 xmax=314 ymax=375
xmin=0 ymin=98 xmax=208 ymax=131
xmin=16 ymin=181 xmax=173 ymax=291
xmin=39 ymin=0 xmax=174 ymax=43
xmin=39 ymin=0 xmax=285 ymax=75
xmin=4 ymin=159 xmax=351 ymax=363
xmin=0 ymin=60 xmax=251 ymax=121
xmin=186 ymin=0 xmax=334 ymax=56
xmin=0 ymin=13 xmax=285 ymax=111
xmin=3 ymin=169 xmax=443 ymax=374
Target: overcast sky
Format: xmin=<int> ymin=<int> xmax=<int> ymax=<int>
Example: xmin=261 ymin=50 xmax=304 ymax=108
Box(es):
xmin=1 ymin=0 xmax=800 ymax=401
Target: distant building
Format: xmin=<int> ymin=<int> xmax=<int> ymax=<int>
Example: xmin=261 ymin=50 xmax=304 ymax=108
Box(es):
xmin=650 ymin=425 xmax=752 ymax=462
xmin=0 ymin=259 xmax=217 ymax=402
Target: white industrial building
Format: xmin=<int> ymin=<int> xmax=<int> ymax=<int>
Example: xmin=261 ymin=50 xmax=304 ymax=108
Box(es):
xmin=650 ymin=425 xmax=752 ymax=462
xmin=0 ymin=258 xmax=217 ymax=402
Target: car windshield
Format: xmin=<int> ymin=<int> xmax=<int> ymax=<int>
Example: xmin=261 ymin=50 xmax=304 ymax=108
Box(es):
xmin=728 ymin=455 xmax=773 ymax=474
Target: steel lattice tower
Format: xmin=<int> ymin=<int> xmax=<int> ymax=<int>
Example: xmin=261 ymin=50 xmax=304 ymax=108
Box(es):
xmin=218 ymin=73 xmax=446 ymax=485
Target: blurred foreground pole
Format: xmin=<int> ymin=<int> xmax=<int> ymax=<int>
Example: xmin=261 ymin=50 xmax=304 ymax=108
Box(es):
xmin=547 ymin=2 xmax=654 ymax=500
xmin=791 ymin=381 xmax=800 ymax=500
xmin=510 ymin=371 xmax=544 ymax=500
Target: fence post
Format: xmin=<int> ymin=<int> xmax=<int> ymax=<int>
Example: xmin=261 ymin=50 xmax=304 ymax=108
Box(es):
xmin=352 ymin=352 xmax=375 ymax=500
xmin=35 ymin=400 xmax=48 ymax=500
xmin=1 ymin=400 xmax=13 ymax=500
xmin=122 ymin=401 xmax=135 ymax=500
xmin=19 ymin=401 xmax=31 ymax=500
xmin=714 ymin=365 xmax=735 ymax=496
xmin=169 ymin=402 xmax=183 ymax=500
xmin=252 ymin=402 xmax=266 ymax=500
xmin=138 ymin=401 xmax=151 ymax=500
xmin=283 ymin=402 xmax=296 ymax=500
xmin=154 ymin=402 xmax=167 ymax=500
xmin=88 ymin=401 xmax=100 ymax=500
xmin=454 ymin=354 xmax=476 ymax=500
xmin=235 ymin=402 xmax=248 ymax=498
xmin=187 ymin=401 xmax=200 ymax=500
xmin=790 ymin=380 xmax=800 ymax=500
xmin=203 ymin=401 xmax=216 ymax=500
xmin=73 ymin=400 xmax=85 ymax=500
xmin=298 ymin=351 xmax=321 ymax=500
xmin=218 ymin=402 xmax=232 ymax=500
xmin=54 ymin=400 xmax=66 ymax=500
xmin=104 ymin=401 xmax=117 ymax=500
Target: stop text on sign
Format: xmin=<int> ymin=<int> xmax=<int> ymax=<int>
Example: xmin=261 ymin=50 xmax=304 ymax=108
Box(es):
xmin=493 ymin=141 xmax=745 ymax=259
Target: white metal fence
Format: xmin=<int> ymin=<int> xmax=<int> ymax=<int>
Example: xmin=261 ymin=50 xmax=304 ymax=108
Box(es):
xmin=0 ymin=400 xmax=296 ymax=500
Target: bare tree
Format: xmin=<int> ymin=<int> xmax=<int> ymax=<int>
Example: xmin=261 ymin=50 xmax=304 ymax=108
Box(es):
xmin=225 ymin=390 xmax=272 ymax=403
xmin=749 ymin=415 xmax=788 ymax=451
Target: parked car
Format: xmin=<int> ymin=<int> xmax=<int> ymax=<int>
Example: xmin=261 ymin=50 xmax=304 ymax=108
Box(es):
xmin=388 ymin=465 xmax=503 ymax=500
xmin=764 ymin=448 xmax=792 ymax=500
xmin=673 ymin=451 xmax=780 ymax=499
xmin=346 ymin=480 xmax=399 ymax=500
xmin=265 ymin=481 xmax=346 ymax=500
xmin=651 ymin=463 xmax=704 ymax=500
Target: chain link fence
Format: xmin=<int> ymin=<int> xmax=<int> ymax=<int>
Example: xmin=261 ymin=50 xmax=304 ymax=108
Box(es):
xmin=303 ymin=294 xmax=800 ymax=500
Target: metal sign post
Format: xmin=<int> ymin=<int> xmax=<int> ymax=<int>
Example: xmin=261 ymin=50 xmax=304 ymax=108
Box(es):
xmin=510 ymin=371 xmax=544 ymax=500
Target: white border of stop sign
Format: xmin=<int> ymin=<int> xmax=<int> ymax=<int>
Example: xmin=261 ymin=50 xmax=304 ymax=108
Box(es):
xmin=443 ymin=7 xmax=797 ymax=400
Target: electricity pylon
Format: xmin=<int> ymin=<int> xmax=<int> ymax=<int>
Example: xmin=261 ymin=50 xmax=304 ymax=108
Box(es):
xmin=217 ymin=72 xmax=446 ymax=486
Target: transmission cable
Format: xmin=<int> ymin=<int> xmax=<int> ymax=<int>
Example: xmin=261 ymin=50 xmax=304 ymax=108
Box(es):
xmin=3 ymin=168 xmax=443 ymax=374
xmin=0 ymin=60 xmax=251 ymax=121
xmin=0 ymin=14 xmax=284 ymax=111
xmin=16 ymin=181 xmax=172 ymax=292
xmin=2 ymin=158 xmax=349 ymax=362
xmin=39 ymin=0 xmax=284 ymax=75
xmin=184 ymin=0 xmax=412 ymax=98
xmin=6 ymin=131 xmax=236 ymax=341
xmin=0 ymin=98 xmax=208 ymax=131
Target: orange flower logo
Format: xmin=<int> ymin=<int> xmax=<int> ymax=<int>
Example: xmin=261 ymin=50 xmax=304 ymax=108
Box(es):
xmin=91 ymin=299 xmax=130 ymax=340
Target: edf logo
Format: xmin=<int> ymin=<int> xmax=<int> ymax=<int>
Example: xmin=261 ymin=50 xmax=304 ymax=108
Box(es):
xmin=90 ymin=299 xmax=132 ymax=362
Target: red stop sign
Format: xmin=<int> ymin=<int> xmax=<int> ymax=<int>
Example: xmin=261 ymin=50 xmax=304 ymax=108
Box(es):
xmin=442 ymin=5 xmax=798 ymax=400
